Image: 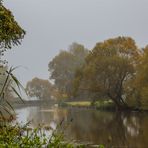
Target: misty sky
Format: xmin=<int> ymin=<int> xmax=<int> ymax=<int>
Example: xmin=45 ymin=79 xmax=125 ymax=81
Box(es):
xmin=3 ymin=0 xmax=148 ymax=86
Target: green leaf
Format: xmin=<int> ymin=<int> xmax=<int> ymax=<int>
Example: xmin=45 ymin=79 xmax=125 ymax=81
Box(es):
xmin=11 ymin=86 xmax=24 ymax=103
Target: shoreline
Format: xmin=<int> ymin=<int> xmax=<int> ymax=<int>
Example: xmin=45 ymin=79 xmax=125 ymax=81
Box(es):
xmin=58 ymin=101 xmax=148 ymax=113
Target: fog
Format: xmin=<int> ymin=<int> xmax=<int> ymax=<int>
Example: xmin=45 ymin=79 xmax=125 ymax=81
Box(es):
xmin=4 ymin=0 xmax=148 ymax=85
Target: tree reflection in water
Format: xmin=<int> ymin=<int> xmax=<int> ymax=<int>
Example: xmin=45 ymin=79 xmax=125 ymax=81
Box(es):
xmin=16 ymin=106 xmax=148 ymax=147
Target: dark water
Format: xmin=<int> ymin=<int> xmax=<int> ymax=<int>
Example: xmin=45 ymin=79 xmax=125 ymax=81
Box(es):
xmin=15 ymin=105 xmax=148 ymax=147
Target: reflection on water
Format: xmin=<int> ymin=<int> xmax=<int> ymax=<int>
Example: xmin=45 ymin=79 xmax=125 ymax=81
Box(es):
xmin=15 ymin=105 xmax=148 ymax=147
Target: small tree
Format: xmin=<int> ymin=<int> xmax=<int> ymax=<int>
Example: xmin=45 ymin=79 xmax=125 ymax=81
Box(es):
xmin=26 ymin=77 xmax=53 ymax=100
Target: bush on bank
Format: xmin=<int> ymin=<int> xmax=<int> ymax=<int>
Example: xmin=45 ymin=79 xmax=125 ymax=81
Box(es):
xmin=0 ymin=123 xmax=81 ymax=148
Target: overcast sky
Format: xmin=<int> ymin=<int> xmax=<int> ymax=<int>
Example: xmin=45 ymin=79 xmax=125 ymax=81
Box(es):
xmin=3 ymin=0 xmax=148 ymax=86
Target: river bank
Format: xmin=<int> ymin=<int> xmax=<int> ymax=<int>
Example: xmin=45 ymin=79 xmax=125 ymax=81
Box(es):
xmin=59 ymin=100 xmax=116 ymax=111
xmin=59 ymin=100 xmax=148 ymax=112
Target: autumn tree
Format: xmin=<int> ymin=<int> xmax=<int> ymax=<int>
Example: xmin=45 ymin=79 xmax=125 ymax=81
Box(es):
xmin=0 ymin=1 xmax=25 ymax=118
xmin=73 ymin=37 xmax=140 ymax=109
xmin=0 ymin=1 xmax=25 ymax=97
xmin=0 ymin=2 xmax=25 ymax=58
xmin=48 ymin=43 xmax=88 ymax=98
xmin=26 ymin=77 xmax=53 ymax=100
xmin=133 ymin=46 xmax=148 ymax=109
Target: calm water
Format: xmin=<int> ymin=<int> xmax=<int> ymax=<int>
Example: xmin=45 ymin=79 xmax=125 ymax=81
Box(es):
xmin=15 ymin=105 xmax=148 ymax=147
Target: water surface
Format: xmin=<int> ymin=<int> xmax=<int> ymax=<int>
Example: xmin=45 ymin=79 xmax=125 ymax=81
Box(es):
xmin=15 ymin=105 xmax=148 ymax=147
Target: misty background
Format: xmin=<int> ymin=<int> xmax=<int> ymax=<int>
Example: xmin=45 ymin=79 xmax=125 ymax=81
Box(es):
xmin=4 ymin=0 xmax=148 ymax=85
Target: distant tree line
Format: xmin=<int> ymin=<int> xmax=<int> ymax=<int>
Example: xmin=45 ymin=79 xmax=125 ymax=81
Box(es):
xmin=47 ymin=37 xmax=148 ymax=110
xmin=26 ymin=43 xmax=88 ymax=101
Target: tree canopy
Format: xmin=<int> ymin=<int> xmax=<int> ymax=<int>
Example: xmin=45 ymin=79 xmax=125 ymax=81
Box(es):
xmin=0 ymin=1 xmax=25 ymax=118
xmin=0 ymin=2 xmax=25 ymax=50
xmin=132 ymin=46 xmax=148 ymax=109
xmin=48 ymin=43 xmax=88 ymax=98
xmin=73 ymin=37 xmax=140 ymax=109
xmin=26 ymin=77 xmax=53 ymax=100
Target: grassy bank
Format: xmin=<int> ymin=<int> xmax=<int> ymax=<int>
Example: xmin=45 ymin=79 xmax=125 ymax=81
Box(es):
xmin=66 ymin=101 xmax=91 ymax=107
xmin=59 ymin=100 xmax=115 ymax=111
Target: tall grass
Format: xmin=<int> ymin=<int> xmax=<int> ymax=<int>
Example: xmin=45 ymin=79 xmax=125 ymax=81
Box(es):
xmin=0 ymin=66 xmax=24 ymax=121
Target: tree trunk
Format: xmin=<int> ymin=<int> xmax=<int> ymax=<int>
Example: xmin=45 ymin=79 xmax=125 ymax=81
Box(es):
xmin=108 ymin=93 xmax=130 ymax=111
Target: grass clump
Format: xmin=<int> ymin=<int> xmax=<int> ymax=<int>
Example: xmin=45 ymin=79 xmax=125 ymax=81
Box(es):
xmin=66 ymin=101 xmax=91 ymax=107
xmin=0 ymin=121 xmax=105 ymax=148
xmin=0 ymin=122 xmax=85 ymax=148
xmin=61 ymin=100 xmax=115 ymax=111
